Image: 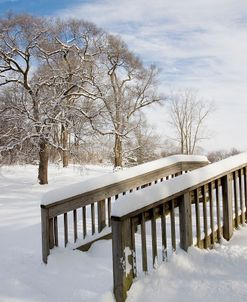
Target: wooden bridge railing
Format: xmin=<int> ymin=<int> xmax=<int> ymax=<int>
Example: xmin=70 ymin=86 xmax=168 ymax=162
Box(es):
xmin=111 ymin=152 xmax=247 ymax=302
xmin=41 ymin=155 xmax=208 ymax=263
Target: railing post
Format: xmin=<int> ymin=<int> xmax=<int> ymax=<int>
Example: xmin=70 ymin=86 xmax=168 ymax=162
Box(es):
xmin=112 ymin=216 xmax=134 ymax=302
xmin=41 ymin=206 xmax=50 ymax=264
xmin=98 ymin=199 xmax=106 ymax=232
xmin=222 ymin=174 xmax=233 ymax=240
xmin=179 ymin=192 xmax=193 ymax=251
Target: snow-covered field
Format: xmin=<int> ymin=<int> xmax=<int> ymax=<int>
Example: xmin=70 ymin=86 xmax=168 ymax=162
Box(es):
xmin=1 ymin=164 xmax=247 ymax=302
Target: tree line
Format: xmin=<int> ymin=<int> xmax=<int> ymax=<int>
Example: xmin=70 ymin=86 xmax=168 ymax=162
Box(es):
xmin=0 ymin=13 xmax=162 ymax=184
xmin=1 ymin=13 xmax=225 ymax=185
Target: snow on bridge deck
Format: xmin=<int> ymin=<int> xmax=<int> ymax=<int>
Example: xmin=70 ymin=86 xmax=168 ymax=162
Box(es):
xmin=1 ymin=164 xmax=247 ymax=302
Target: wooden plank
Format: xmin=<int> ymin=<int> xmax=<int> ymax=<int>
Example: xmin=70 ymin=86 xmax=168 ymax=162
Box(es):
xmin=194 ymin=188 xmax=201 ymax=246
xmin=141 ymin=212 xmax=148 ymax=272
xmin=107 ymin=197 xmax=111 ymax=227
xmin=77 ymin=233 xmax=112 ymax=252
xmin=131 ymin=219 xmax=137 ymax=277
xmin=244 ymin=167 xmax=247 ymax=220
xmin=179 ymin=192 xmax=192 ymax=251
xmin=112 ymin=217 xmax=134 ymax=302
xmin=82 ymin=206 xmax=87 ymax=239
xmin=233 ymin=171 xmax=239 ymax=228
xmin=91 ymin=203 xmax=95 ymax=235
xmin=41 ymin=207 xmax=50 ymax=264
xmin=64 ymin=212 xmax=68 ymax=247
xmin=73 ymin=209 xmax=77 ymax=243
xmin=221 ymin=174 xmax=233 ymax=241
xmin=202 ymin=185 xmax=208 ymax=248
xmin=151 ymin=208 xmax=158 ymax=268
xmin=49 ymin=218 xmax=54 ymax=249
xmin=215 ymin=179 xmax=221 ymax=241
xmin=98 ymin=199 xmax=106 ymax=232
xmin=239 ymin=169 xmax=245 ymax=224
xmin=170 ymin=199 xmax=176 ymax=252
xmin=161 ymin=204 xmax=167 ymax=261
xmin=54 ymin=216 xmax=58 ymax=247
xmin=209 ymin=182 xmax=215 ymax=245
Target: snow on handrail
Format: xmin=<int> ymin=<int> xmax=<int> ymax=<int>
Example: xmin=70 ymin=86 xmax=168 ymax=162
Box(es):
xmin=112 ymin=152 xmax=247 ymax=218
xmin=41 ymin=154 xmax=208 ymax=206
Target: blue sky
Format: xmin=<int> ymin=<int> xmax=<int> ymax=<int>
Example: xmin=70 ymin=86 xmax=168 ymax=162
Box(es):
xmin=1 ymin=0 xmax=247 ymax=151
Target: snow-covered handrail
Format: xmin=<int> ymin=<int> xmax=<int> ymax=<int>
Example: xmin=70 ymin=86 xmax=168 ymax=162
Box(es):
xmin=41 ymin=155 xmax=209 ymax=264
xmin=112 ymin=152 xmax=247 ymax=302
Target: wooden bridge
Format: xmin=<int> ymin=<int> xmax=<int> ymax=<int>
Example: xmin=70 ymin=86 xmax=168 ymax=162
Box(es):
xmin=41 ymin=153 xmax=247 ymax=302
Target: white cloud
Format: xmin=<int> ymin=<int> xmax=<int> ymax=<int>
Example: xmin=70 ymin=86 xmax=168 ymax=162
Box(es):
xmin=56 ymin=0 xmax=247 ymax=151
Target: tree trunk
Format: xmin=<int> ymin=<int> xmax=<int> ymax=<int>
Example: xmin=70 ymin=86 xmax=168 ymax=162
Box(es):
xmin=114 ymin=134 xmax=123 ymax=168
xmin=61 ymin=124 xmax=69 ymax=167
xmin=38 ymin=140 xmax=49 ymax=185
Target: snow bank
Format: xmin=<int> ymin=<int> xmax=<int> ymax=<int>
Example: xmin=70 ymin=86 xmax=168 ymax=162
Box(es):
xmin=127 ymin=226 xmax=247 ymax=302
xmin=112 ymin=152 xmax=247 ymax=217
xmin=41 ymin=155 xmax=208 ymax=206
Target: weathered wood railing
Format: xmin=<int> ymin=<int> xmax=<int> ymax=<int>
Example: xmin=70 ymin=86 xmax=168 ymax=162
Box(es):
xmin=111 ymin=152 xmax=247 ymax=302
xmin=41 ymin=155 xmax=208 ymax=263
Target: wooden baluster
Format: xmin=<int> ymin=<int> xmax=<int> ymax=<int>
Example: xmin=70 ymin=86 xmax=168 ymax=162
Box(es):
xmin=131 ymin=219 xmax=137 ymax=277
xmin=64 ymin=213 xmax=68 ymax=247
xmin=209 ymin=182 xmax=215 ymax=245
xmin=233 ymin=171 xmax=239 ymax=228
xmin=141 ymin=212 xmax=148 ymax=272
xmin=73 ymin=209 xmax=77 ymax=243
xmin=202 ymin=185 xmax=208 ymax=248
xmin=244 ymin=167 xmax=247 ymax=221
xmin=82 ymin=206 xmax=87 ymax=239
xmin=49 ymin=218 xmax=54 ymax=249
xmin=239 ymin=169 xmax=245 ymax=224
xmin=54 ymin=216 xmax=58 ymax=247
xmin=222 ymin=174 xmax=233 ymax=240
xmin=151 ymin=208 xmax=158 ymax=268
xmin=98 ymin=199 xmax=106 ymax=232
xmin=170 ymin=199 xmax=176 ymax=252
xmin=161 ymin=204 xmax=167 ymax=261
xmin=215 ymin=179 xmax=221 ymax=241
xmin=194 ymin=188 xmax=201 ymax=247
xmin=107 ymin=197 xmax=111 ymax=227
xmin=91 ymin=203 xmax=95 ymax=235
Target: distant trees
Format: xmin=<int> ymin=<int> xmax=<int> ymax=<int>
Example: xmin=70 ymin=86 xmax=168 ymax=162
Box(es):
xmin=207 ymin=148 xmax=241 ymax=163
xmin=167 ymin=89 xmax=212 ymax=155
xmin=0 ymin=13 xmax=161 ymax=183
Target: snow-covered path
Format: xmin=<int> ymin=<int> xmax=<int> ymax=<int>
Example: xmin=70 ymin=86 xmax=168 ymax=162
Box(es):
xmin=1 ymin=165 xmax=247 ymax=302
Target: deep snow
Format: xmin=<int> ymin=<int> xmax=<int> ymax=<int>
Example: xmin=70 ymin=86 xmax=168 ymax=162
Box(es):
xmin=1 ymin=164 xmax=247 ymax=302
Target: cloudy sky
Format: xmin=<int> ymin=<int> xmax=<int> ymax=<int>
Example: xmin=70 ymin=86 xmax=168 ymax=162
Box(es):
xmin=1 ymin=0 xmax=247 ymax=151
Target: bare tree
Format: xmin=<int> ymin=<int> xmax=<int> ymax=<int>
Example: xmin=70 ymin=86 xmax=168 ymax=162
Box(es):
xmin=168 ymin=89 xmax=212 ymax=155
xmin=89 ymin=35 xmax=162 ymax=168
xmin=124 ymin=116 xmax=161 ymax=165
xmin=0 ymin=14 xmax=104 ymax=182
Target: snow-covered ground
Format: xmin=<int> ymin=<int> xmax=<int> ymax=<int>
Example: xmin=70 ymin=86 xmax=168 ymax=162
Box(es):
xmin=1 ymin=164 xmax=247 ymax=302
